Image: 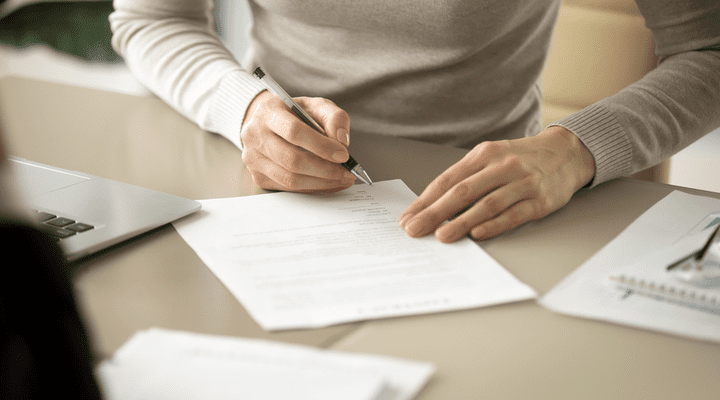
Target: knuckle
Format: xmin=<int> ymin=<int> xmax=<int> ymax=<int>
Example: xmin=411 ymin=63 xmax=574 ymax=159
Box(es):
xmin=312 ymin=97 xmax=334 ymax=109
xmin=240 ymin=123 xmax=258 ymax=141
xmin=277 ymin=151 xmax=303 ymax=172
xmin=539 ymin=196 xmax=556 ymax=214
xmin=499 ymin=154 xmax=524 ymax=171
xmin=474 ymin=141 xmax=495 ymax=155
xmin=313 ymin=97 xmax=339 ymax=109
xmin=525 ymin=200 xmax=544 ymax=220
xmin=450 ymin=181 xmax=473 ymax=202
xmin=241 ymin=149 xmax=251 ymax=164
xmin=468 ymin=143 xmax=489 ymax=164
xmin=525 ymin=187 xmax=542 ymax=206
xmin=480 ymin=194 xmax=504 ymax=217
xmin=284 ymin=120 xmax=306 ymax=141
xmin=525 ymin=182 xmax=553 ymax=212
xmin=507 ymin=208 xmax=526 ymax=228
xmin=453 ymin=217 xmax=474 ymax=235
xmin=332 ymin=107 xmax=350 ymax=124
xmin=433 ymin=174 xmax=456 ymax=192
xmin=336 ymin=167 xmax=354 ymax=181
xmin=314 ymin=99 xmax=350 ymax=131
xmin=521 ymin=173 xmax=541 ymax=188
xmin=256 ymin=99 xmax=280 ymax=121
xmin=251 ymin=172 xmax=272 ymax=189
xmin=320 ymin=97 xmax=338 ymax=107
xmin=295 ymin=96 xmax=314 ymax=106
xmin=241 ymin=147 xmax=259 ymax=165
xmin=473 ymin=140 xmax=507 ymax=158
xmin=277 ymin=171 xmax=300 ymax=189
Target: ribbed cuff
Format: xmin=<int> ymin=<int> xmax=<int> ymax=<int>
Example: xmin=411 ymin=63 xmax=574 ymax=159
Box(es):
xmin=549 ymin=104 xmax=632 ymax=188
xmin=201 ymin=69 xmax=266 ymax=151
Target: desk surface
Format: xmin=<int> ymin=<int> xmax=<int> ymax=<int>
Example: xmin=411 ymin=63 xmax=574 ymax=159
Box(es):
xmin=2 ymin=76 xmax=719 ymax=399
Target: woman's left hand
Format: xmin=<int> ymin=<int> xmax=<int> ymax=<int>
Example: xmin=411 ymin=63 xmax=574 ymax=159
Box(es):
xmin=399 ymin=126 xmax=596 ymax=243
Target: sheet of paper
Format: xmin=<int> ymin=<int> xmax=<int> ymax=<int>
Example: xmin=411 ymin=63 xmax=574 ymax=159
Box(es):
xmin=97 ymin=328 xmax=435 ymax=400
xmin=541 ymin=190 xmax=720 ymax=342
xmin=173 ymin=179 xmax=536 ymax=330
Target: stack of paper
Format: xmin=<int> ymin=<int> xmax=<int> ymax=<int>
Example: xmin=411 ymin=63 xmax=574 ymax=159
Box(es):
xmin=172 ymin=180 xmax=536 ymax=331
xmin=541 ymin=190 xmax=720 ymax=342
xmin=97 ymin=328 xmax=435 ymax=400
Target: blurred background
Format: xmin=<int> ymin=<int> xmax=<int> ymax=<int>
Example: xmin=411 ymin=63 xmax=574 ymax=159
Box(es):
xmin=1 ymin=0 xmax=718 ymax=192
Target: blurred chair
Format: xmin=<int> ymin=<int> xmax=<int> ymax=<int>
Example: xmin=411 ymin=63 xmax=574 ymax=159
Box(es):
xmin=540 ymin=0 xmax=668 ymax=183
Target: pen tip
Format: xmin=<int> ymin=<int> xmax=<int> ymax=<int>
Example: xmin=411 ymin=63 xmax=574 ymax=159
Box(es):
xmin=356 ymin=169 xmax=372 ymax=186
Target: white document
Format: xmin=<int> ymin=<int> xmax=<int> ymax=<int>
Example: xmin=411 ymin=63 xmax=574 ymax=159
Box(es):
xmin=173 ymin=179 xmax=536 ymax=330
xmin=541 ymin=190 xmax=720 ymax=342
xmin=98 ymin=328 xmax=435 ymax=400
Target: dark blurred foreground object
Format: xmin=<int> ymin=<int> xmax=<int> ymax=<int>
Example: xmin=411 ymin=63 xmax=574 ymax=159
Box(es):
xmin=0 ymin=220 xmax=102 ymax=399
xmin=0 ymin=0 xmax=119 ymax=62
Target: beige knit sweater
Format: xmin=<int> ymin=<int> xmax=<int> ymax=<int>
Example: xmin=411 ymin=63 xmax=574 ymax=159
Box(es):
xmin=110 ymin=0 xmax=720 ymax=186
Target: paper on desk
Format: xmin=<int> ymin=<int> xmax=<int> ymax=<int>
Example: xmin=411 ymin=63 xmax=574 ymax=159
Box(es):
xmin=173 ymin=179 xmax=536 ymax=330
xmin=541 ymin=190 xmax=720 ymax=342
xmin=97 ymin=328 xmax=435 ymax=400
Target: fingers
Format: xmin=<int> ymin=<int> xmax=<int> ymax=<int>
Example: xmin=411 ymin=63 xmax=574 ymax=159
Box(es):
xmin=240 ymin=92 xmax=356 ymax=192
xmin=403 ymin=173 xmax=544 ymax=243
xmin=241 ymin=131 xmax=356 ymax=190
xmin=400 ymin=134 xmax=585 ymax=243
xmin=435 ymin=179 xmax=539 ymax=243
xmin=250 ymin=167 xmax=356 ymax=193
xmin=399 ymin=153 xmax=486 ymax=222
xmin=467 ymin=199 xmax=542 ymax=241
xmin=260 ymin=96 xmax=349 ymax=164
xmin=401 ymin=160 xmax=516 ymax=240
xmin=296 ymin=97 xmax=351 ymax=147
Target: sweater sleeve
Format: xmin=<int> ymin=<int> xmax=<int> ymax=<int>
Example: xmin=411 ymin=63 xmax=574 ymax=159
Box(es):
xmin=109 ymin=0 xmax=266 ymax=150
xmin=550 ymin=0 xmax=720 ymax=187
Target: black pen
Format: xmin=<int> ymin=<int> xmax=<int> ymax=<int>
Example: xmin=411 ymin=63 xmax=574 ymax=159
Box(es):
xmin=252 ymin=67 xmax=372 ymax=185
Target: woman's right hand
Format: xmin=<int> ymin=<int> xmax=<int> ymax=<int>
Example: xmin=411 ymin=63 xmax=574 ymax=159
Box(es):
xmin=239 ymin=90 xmax=357 ymax=192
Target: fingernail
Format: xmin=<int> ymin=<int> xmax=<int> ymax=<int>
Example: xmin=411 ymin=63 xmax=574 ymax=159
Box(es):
xmin=470 ymin=226 xmax=485 ymax=240
xmin=338 ymin=128 xmax=350 ymax=147
xmin=404 ymin=218 xmax=424 ymax=237
xmin=399 ymin=213 xmax=412 ymax=228
xmin=436 ymin=225 xmax=458 ymax=243
xmin=332 ymin=150 xmax=348 ymax=162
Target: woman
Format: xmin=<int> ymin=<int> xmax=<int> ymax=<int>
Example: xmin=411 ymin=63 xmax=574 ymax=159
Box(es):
xmin=110 ymin=0 xmax=720 ymax=242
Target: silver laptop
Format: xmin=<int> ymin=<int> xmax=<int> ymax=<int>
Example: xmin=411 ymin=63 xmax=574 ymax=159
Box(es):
xmin=10 ymin=157 xmax=201 ymax=262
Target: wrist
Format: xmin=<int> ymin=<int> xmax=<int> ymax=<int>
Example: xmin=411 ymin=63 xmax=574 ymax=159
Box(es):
xmin=242 ymin=89 xmax=271 ymax=128
xmin=240 ymin=90 xmax=272 ymax=152
xmin=539 ymin=126 xmax=596 ymax=189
